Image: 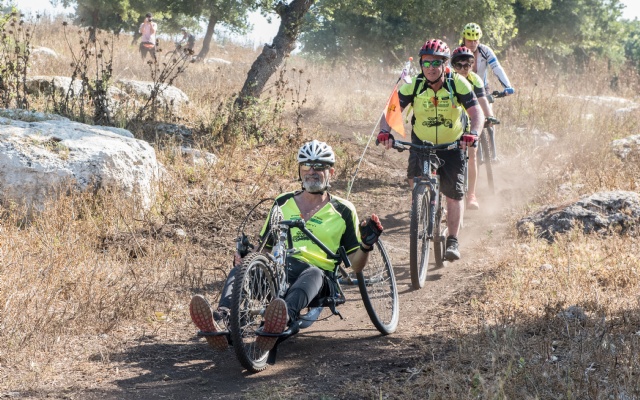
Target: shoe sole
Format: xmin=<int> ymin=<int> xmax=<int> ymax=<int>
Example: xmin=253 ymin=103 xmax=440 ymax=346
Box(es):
xmin=467 ymin=203 xmax=480 ymax=210
xmin=256 ymin=298 xmax=288 ymax=352
xmin=189 ymin=295 xmax=228 ymax=352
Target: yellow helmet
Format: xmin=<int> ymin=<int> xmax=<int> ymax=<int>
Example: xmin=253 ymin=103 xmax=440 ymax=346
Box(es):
xmin=462 ymin=23 xmax=482 ymax=40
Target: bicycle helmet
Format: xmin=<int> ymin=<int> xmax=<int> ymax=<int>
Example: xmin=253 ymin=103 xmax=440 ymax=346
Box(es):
xmin=419 ymin=39 xmax=450 ymax=59
xmin=462 ymin=23 xmax=482 ymax=40
xmin=451 ymin=46 xmax=474 ymax=63
xmin=297 ymin=140 xmax=335 ymax=165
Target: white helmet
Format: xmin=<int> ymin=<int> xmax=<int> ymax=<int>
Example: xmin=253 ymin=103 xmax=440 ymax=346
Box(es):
xmin=297 ymin=140 xmax=335 ymax=165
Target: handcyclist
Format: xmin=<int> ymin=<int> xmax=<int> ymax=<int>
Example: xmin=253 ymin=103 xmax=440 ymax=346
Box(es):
xmin=189 ymin=140 xmax=384 ymax=353
xmin=450 ymin=46 xmax=494 ymax=210
xmin=377 ymin=39 xmax=484 ymax=261
xmin=461 ymin=22 xmax=514 ymax=162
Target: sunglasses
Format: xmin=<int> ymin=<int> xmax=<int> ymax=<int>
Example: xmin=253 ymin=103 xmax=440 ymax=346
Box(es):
xmin=300 ymin=162 xmax=331 ymax=172
xmin=453 ymin=62 xmax=473 ymax=70
xmin=421 ymin=60 xmax=444 ymax=68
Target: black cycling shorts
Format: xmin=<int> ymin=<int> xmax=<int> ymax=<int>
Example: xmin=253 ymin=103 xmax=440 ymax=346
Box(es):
xmin=406 ymin=131 xmax=465 ymax=200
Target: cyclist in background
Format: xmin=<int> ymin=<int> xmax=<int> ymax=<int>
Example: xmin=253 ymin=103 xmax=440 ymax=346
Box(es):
xmin=461 ymin=23 xmax=514 ymax=97
xmin=189 ymin=140 xmax=384 ymax=353
xmin=377 ymin=39 xmax=484 ymax=261
xmin=177 ymin=27 xmax=196 ymax=52
xmin=461 ymin=23 xmax=514 ymax=162
xmin=450 ymin=46 xmax=494 ymax=210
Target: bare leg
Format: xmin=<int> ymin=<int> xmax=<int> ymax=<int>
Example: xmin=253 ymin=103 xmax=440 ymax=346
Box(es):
xmin=467 ymin=147 xmax=478 ymax=196
xmin=446 ymin=197 xmax=463 ymax=237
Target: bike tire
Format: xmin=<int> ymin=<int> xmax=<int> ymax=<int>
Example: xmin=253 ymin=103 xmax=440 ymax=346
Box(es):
xmin=356 ymin=239 xmax=399 ymax=335
xmin=479 ymin=130 xmax=494 ymax=194
xmin=434 ymin=192 xmax=448 ymax=268
xmin=409 ymin=183 xmax=430 ymax=289
xmin=230 ymin=253 xmax=278 ymax=373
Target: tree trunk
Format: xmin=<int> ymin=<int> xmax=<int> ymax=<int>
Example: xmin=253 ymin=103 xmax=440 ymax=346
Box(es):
xmin=234 ymin=0 xmax=315 ymax=109
xmin=197 ymin=12 xmax=218 ymax=60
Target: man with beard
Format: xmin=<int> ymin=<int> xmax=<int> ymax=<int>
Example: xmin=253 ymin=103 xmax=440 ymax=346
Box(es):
xmin=189 ymin=140 xmax=384 ymax=352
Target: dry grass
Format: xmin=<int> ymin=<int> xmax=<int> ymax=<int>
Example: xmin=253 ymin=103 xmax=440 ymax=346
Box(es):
xmin=2 ymin=15 xmax=640 ymax=398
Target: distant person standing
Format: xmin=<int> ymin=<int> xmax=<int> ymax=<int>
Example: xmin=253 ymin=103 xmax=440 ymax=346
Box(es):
xmin=139 ymin=12 xmax=157 ymax=61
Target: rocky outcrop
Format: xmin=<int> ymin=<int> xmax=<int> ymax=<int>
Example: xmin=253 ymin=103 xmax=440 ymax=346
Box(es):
xmin=517 ymin=191 xmax=640 ymax=241
xmin=117 ymin=79 xmax=189 ymax=112
xmin=0 ymin=109 xmax=159 ymax=212
xmin=611 ymin=134 xmax=640 ymax=161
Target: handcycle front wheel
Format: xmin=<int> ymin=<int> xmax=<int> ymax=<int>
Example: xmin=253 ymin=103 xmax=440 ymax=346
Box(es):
xmin=230 ymin=253 xmax=278 ymax=373
xmin=357 ymin=239 xmax=399 ymax=335
xmin=409 ymin=183 xmax=430 ymax=289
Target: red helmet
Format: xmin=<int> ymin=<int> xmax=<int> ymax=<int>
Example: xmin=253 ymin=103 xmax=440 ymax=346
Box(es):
xmin=419 ymin=39 xmax=450 ymax=59
xmin=451 ymin=46 xmax=474 ymax=63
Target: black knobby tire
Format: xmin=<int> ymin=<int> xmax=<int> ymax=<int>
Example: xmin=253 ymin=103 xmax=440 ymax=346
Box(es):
xmin=356 ymin=239 xmax=399 ymax=335
xmin=479 ymin=130 xmax=494 ymax=193
xmin=230 ymin=253 xmax=278 ymax=373
xmin=409 ymin=183 xmax=430 ymax=289
xmin=434 ymin=192 xmax=448 ymax=268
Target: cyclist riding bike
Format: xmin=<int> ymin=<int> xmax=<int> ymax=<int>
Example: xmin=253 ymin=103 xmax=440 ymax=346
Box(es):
xmin=177 ymin=27 xmax=196 ymax=52
xmin=450 ymin=46 xmax=495 ymax=210
xmin=461 ymin=23 xmax=514 ymax=163
xmin=461 ymin=23 xmax=514 ymax=97
xmin=189 ymin=140 xmax=384 ymax=352
xmin=377 ymin=39 xmax=484 ymax=261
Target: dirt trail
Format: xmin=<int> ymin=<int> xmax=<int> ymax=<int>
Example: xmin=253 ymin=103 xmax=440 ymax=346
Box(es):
xmin=74 ymin=133 xmax=532 ymax=400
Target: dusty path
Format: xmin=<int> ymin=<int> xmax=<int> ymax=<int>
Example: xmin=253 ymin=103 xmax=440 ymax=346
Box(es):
xmin=76 ymin=137 xmax=527 ymax=400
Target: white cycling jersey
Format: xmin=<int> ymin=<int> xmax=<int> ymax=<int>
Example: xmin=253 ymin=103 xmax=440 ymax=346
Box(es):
xmin=474 ymin=43 xmax=512 ymax=90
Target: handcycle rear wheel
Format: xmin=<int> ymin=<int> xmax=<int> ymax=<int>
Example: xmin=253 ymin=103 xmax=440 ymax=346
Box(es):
xmin=433 ymin=192 xmax=448 ymax=268
xmin=230 ymin=253 xmax=277 ymax=373
xmin=356 ymin=239 xmax=399 ymax=335
xmin=409 ymin=183 xmax=430 ymax=289
xmin=479 ymin=129 xmax=495 ymax=194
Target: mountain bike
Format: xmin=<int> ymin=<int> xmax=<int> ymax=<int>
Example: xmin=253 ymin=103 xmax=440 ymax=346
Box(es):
xmin=391 ymin=139 xmax=461 ymax=289
xmin=477 ymin=90 xmax=508 ymax=193
xmin=228 ymin=203 xmax=399 ymax=373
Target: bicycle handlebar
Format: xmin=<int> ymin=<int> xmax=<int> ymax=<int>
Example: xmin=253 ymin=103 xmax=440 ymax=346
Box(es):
xmin=486 ymin=116 xmax=500 ymax=125
xmin=392 ymin=139 xmax=459 ymax=153
xmin=491 ymin=90 xmax=508 ymax=98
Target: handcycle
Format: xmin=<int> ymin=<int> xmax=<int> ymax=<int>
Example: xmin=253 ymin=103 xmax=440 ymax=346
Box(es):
xmin=218 ymin=202 xmax=399 ymax=373
xmin=391 ymin=139 xmax=466 ymax=290
xmin=477 ymin=89 xmax=508 ymax=193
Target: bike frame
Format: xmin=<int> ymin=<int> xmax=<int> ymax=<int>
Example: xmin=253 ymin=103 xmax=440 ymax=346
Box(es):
xmin=393 ymin=140 xmax=458 ymax=241
xmin=261 ymin=218 xmax=351 ymax=333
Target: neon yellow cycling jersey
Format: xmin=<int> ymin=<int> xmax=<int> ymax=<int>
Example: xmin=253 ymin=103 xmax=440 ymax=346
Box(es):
xmin=399 ymin=72 xmax=477 ymax=143
xmin=465 ymin=71 xmax=486 ymax=98
xmin=260 ymin=192 xmax=361 ymax=271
